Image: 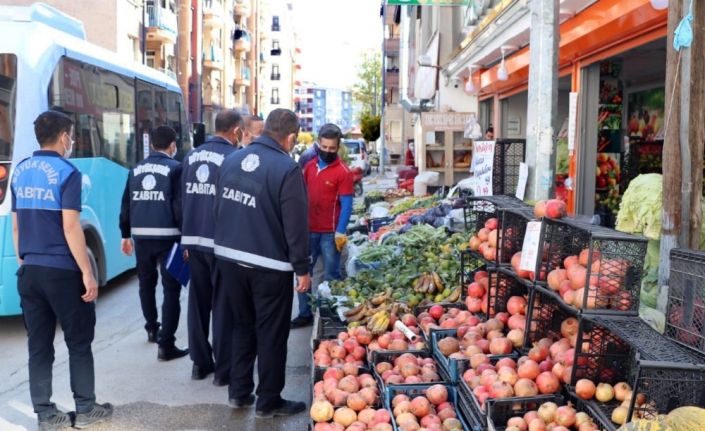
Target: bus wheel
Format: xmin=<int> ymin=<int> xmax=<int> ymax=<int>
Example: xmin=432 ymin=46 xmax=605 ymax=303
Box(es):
xmin=87 ymin=247 xmax=99 ymax=283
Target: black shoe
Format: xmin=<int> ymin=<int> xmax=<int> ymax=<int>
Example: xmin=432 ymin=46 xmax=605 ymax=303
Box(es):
xmin=38 ymin=411 xmax=72 ymax=431
xmin=229 ymin=394 xmax=255 ymax=409
xmin=192 ymin=364 xmax=214 ymax=380
xmin=213 ymin=376 xmax=229 ymax=387
xmin=158 ymin=345 xmax=189 ymax=361
xmin=255 ymin=399 xmax=306 ymax=418
xmin=146 ymin=327 xmax=158 ymax=343
xmin=74 ymin=403 xmax=113 ymax=429
xmin=290 ymin=316 xmax=313 ymax=329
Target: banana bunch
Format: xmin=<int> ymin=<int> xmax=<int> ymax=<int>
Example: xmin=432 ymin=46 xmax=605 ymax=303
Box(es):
xmin=344 ymin=302 xmax=370 ymax=323
xmin=445 ymin=286 xmax=462 ymax=302
xmin=370 ymin=288 xmax=393 ymax=306
xmin=367 ymin=309 xmax=391 ymax=335
xmin=413 ymin=272 xmax=444 ymax=294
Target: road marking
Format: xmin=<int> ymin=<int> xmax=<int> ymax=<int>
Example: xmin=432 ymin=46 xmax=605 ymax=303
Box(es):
xmin=7 ymin=400 xmax=34 ymax=419
xmin=0 ymin=415 xmax=28 ymax=431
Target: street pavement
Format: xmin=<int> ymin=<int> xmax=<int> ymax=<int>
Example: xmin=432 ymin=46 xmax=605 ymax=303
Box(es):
xmin=0 ymin=271 xmax=313 ymax=431
xmin=0 ymin=168 xmax=400 ymax=431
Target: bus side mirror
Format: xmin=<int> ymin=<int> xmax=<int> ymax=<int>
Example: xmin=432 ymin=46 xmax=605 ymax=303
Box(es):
xmin=192 ymin=123 xmax=205 ymax=148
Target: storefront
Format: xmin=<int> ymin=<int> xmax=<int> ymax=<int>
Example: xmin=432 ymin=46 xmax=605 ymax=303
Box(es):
xmin=464 ymin=0 xmax=667 ymax=222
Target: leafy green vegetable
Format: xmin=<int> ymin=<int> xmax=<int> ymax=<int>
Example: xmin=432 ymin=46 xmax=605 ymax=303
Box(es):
xmin=616 ymin=173 xmax=662 ymax=239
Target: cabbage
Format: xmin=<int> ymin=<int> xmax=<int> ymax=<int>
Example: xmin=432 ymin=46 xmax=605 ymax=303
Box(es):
xmin=616 ymin=174 xmax=663 ymax=240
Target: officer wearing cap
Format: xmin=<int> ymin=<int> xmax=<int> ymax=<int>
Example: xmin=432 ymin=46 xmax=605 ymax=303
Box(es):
xmin=213 ymin=108 xmax=310 ymax=417
xmin=181 ymin=110 xmax=244 ymax=385
xmin=119 ymin=125 xmax=188 ymax=361
xmin=11 ymin=110 xmax=112 ymax=430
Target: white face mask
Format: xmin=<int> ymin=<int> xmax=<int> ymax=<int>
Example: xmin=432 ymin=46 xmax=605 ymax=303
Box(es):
xmin=63 ymin=133 xmax=74 ymax=158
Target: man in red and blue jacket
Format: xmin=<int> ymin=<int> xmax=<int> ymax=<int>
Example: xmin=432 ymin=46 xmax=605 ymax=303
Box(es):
xmin=291 ymin=124 xmax=353 ymax=328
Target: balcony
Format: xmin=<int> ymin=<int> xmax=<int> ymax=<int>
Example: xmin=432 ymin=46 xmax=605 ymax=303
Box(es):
xmin=271 ymin=72 xmax=281 ymax=81
xmin=203 ymin=46 xmax=223 ymax=70
xmin=146 ymin=3 xmax=177 ymax=44
xmin=385 ymin=68 xmax=399 ymax=88
xmin=234 ymin=0 xmax=251 ymax=18
xmin=203 ymin=0 xmax=224 ymax=28
xmin=234 ymin=31 xmax=251 ymax=52
xmin=235 ymin=67 xmax=251 ymax=86
xmin=384 ymin=37 xmax=400 ymax=55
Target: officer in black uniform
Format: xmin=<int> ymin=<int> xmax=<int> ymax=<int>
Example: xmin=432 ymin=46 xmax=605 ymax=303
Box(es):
xmin=181 ymin=110 xmax=244 ymax=385
xmin=12 ymin=110 xmax=113 ymax=430
xmin=119 ymin=125 xmax=188 ymax=361
xmin=213 ymin=108 xmax=311 ymax=417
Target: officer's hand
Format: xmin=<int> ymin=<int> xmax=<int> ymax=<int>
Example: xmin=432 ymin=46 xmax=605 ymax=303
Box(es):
xmin=295 ymin=274 xmax=311 ymax=293
xmin=334 ymin=233 xmax=347 ymax=252
xmin=121 ymin=238 xmax=133 ymax=256
xmin=81 ymin=273 xmax=99 ymax=302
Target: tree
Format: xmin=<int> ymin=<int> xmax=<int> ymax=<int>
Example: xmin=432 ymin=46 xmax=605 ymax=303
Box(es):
xmin=361 ymin=112 xmax=381 ymax=144
xmin=297 ymin=132 xmax=314 ymax=146
xmin=352 ymin=51 xmax=382 ymax=116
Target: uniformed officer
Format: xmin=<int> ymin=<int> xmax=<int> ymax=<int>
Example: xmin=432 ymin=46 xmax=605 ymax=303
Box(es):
xmin=213 ymin=108 xmax=310 ymax=417
xmin=119 ymin=125 xmax=188 ymax=361
xmin=242 ymin=115 xmax=264 ymax=147
xmin=11 ymin=110 xmax=113 ymax=430
xmin=181 ymin=110 xmax=244 ymax=385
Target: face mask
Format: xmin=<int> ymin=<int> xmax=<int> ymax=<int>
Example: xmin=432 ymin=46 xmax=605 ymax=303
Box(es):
xmin=64 ymin=133 xmax=74 ymax=158
xmin=319 ymin=150 xmax=337 ymax=164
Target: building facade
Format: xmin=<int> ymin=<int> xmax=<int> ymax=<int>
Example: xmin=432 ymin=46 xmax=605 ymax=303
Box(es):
xmin=295 ymin=84 xmax=353 ymax=134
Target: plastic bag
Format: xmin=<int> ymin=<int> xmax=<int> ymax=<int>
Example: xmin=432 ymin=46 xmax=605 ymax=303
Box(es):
xmin=345 ymin=242 xmax=361 ymax=277
xmin=369 ymin=205 xmax=390 ymax=219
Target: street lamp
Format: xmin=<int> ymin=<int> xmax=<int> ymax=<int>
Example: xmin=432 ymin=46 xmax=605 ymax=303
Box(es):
xmin=650 ymin=0 xmax=668 ymax=10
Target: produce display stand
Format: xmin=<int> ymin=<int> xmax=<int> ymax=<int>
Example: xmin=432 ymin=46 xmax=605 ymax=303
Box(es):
xmin=460 ymin=250 xmax=492 ymax=298
xmin=385 ymin=383 xmax=476 ymax=431
xmin=485 ymin=395 xmax=566 ymax=431
xmin=496 ymin=207 xmax=536 ymax=267
xmin=488 ymin=268 xmax=531 ymax=318
xmin=370 ymin=350 xmax=440 ymax=403
xmin=665 ymin=248 xmax=705 ymax=356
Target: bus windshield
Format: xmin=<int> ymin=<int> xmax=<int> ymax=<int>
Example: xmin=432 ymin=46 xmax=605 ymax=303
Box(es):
xmin=0 ymin=54 xmax=17 ymax=162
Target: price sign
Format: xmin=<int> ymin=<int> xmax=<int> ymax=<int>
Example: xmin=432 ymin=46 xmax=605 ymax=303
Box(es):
xmin=519 ymin=221 xmax=542 ymax=272
xmin=471 ymin=140 xmax=495 ymax=196
xmin=515 ymin=162 xmax=528 ymax=200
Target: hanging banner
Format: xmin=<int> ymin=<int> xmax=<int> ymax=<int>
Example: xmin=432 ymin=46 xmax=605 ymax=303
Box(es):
xmin=386 ymin=0 xmax=469 ymax=5
xmin=470 ymin=140 xmax=495 ymax=196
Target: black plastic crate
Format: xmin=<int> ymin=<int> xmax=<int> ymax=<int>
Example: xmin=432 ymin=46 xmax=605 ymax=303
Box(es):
xmin=488 ymin=268 xmax=532 ymax=319
xmin=524 ymin=286 xmax=578 ymax=352
xmin=463 ymin=195 xmax=529 ymax=234
xmin=485 ymin=395 xmax=563 ymax=431
xmin=430 ymin=329 xmax=519 ymax=383
xmin=535 ymin=217 xmax=647 ymax=315
xmin=491 ymin=138 xmax=527 ymax=196
xmin=312 ymin=338 xmax=369 ymax=370
xmin=666 ymin=248 xmax=705 ymax=355
xmin=370 ymin=216 xmax=395 ymax=233
xmin=370 ymin=350 xmax=443 ymax=400
xmin=573 ymin=396 xmax=619 ymax=431
xmin=385 ymin=383 xmax=474 ymax=431
xmin=497 ymin=208 xmax=535 ymax=267
xmin=460 ymin=250 xmax=492 ymax=299
xmin=311 ymin=366 xmax=382 ymax=408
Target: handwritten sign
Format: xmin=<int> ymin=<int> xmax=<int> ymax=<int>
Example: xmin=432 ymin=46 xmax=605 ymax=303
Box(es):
xmin=519 ymin=221 xmax=542 ymax=272
xmin=471 ymin=140 xmax=495 ymax=196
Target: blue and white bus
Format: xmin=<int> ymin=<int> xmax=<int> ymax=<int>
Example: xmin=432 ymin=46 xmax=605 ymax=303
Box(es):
xmin=0 ymin=4 xmax=192 ymax=315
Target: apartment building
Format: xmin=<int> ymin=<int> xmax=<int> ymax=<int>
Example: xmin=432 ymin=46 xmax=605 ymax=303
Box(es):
xmin=258 ymin=0 xmax=297 ymax=115
xmin=295 ymin=84 xmax=353 ymax=134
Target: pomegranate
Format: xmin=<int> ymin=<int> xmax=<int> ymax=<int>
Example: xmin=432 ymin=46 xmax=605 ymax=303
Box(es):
xmin=595 ymin=383 xmax=615 ymax=402
xmin=575 ymin=379 xmax=596 ymax=400
xmin=555 ymin=405 xmax=577 ymax=427
xmin=428 ymin=305 xmax=444 ymax=320
xmin=518 ymin=359 xmax=541 ymax=380
xmin=310 ymin=400 xmax=335 ymax=422
xmin=514 ymin=378 xmax=539 ymax=397
xmin=490 ymin=337 xmax=514 ymax=355
xmin=560 ymin=317 xmax=579 ymax=339
xmin=507 ymin=329 xmax=525 ymax=348
xmin=332 ymin=407 xmax=357 ymax=427
xmin=409 ymin=396 xmax=431 ymax=418
xmin=425 ymin=384 xmax=448 ymax=405
xmin=536 ymin=371 xmax=560 ymax=394
xmin=537 ymin=402 xmax=558 ymax=423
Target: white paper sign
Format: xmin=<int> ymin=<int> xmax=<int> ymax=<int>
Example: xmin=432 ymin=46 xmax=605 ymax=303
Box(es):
xmin=519 ymin=221 xmax=542 ymax=272
xmin=471 ymin=140 xmax=496 ymax=196
xmin=568 ymin=92 xmax=578 ymax=152
xmin=515 ymin=162 xmax=528 ymax=200
xmin=143 ymin=132 xmax=150 ymax=159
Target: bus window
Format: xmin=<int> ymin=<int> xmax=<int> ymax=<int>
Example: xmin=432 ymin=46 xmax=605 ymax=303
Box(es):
xmin=167 ymin=90 xmax=190 ymax=158
xmin=0 ymin=54 xmax=16 ymax=204
xmin=155 ymin=88 xmax=167 ymax=127
xmin=136 ymin=80 xmax=154 ymax=161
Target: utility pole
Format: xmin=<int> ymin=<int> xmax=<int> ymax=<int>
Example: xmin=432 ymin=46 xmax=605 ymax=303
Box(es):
xmin=525 ymin=0 xmax=559 ymax=200
xmin=659 ymin=0 xmax=705 ymax=296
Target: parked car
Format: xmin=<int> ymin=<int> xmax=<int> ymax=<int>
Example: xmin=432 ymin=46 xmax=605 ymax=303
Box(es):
xmin=343 ymin=139 xmax=371 ymax=175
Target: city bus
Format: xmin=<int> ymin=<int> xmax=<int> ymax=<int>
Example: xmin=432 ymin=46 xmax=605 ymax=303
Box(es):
xmin=0 ymin=4 xmax=192 ymax=315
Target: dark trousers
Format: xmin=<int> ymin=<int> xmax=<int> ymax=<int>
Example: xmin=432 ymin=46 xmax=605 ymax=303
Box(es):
xmin=187 ymin=249 xmax=232 ymax=380
xmin=18 ymin=265 xmax=96 ymax=418
xmin=217 ymin=260 xmax=293 ymax=411
xmin=134 ymin=239 xmax=182 ymax=347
